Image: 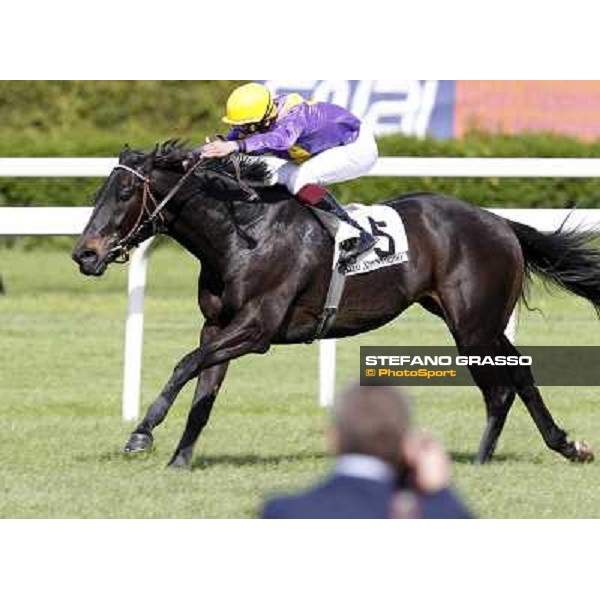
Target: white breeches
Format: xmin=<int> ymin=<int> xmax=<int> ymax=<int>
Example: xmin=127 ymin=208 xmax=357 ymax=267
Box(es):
xmin=269 ymin=125 xmax=379 ymax=195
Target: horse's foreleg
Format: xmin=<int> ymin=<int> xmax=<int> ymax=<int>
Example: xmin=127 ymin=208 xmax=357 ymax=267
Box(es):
xmin=125 ymin=293 xmax=287 ymax=462
xmin=163 ymin=298 xmax=289 ymax=468
xmin=167 ymin=360 xmax=229 ymax=469
xmin=123 ymin=345 xmax=208 ymax=455
xmin=167 ymin=322 xmax=230 ymax=469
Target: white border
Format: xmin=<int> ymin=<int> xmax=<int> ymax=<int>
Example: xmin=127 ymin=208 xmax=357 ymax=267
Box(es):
xmin=1 ymin=0 xmax=599 ymax=592
xmin=0 ymin=1 xmax=597 ymax=78
xmin=1 ymin=520 xmax=598 ymax=599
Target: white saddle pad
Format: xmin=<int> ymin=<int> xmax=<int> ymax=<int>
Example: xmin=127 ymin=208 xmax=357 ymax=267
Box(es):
xmin=334 ymin=204 xmax=410 ymax=276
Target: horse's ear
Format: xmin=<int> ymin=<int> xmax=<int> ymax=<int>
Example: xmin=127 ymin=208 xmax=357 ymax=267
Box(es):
xmin=142 ymin=144 xmax=158 ymax=172
xmin=119 ymin=144 xmax=131 ymax=163
xmin=149 ymin=143 xmax=159 ymax=162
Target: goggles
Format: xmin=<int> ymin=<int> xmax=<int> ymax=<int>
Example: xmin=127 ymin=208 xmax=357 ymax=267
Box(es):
xmin=238 ymin=93 xmax=275 ymax=135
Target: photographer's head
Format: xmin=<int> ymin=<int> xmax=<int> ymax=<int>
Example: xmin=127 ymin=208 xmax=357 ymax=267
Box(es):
xmin=331 ymin=385 xmax=411 ymax=467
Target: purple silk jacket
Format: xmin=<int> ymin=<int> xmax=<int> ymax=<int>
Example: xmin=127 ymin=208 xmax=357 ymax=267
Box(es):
xmin=226 ymin=95 xmax=362 ymax=163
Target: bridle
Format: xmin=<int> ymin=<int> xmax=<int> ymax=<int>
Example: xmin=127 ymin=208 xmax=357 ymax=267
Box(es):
xmin=106 ymin=155 xmax=263 ymax=264
xmin=107 ymin=164 xmax=198 ymax=264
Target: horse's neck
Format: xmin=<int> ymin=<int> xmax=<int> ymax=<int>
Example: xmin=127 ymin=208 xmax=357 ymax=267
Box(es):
xmin=164 ymin=189 xmax=285 ymax=275
xmin=164 ymin=197 xmax=225 ymax=270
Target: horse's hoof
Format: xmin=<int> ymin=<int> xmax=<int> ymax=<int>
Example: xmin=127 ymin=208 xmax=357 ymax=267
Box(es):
xmin=167 ymin=453 xmax=192 ymax=471
xmin=570 ymin=440 xmax=595 ymax=463
xmin=124 ymin=432 xmax=154 ymax=455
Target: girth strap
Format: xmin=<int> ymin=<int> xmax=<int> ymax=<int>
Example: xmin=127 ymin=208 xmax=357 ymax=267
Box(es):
xmin=308 ymin=264 xmax=347 ymax=343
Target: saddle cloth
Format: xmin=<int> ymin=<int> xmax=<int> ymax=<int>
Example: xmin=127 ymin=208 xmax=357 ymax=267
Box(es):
xmin=334 ymin=204 xmax=410 ymax=276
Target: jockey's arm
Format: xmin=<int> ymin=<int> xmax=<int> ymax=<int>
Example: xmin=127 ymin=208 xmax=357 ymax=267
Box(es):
xmin=191 ymin=112 xmax=305 ymax=162
xmin=238 ymin=118 xmax=303 ymax=154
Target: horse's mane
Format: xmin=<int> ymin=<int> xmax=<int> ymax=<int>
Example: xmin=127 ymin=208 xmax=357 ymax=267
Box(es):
xmin=152 ymin=139 xmax=273 ymax=188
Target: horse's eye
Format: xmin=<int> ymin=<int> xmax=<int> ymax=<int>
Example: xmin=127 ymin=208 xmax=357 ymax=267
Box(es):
xmin=119 ymin=187 xmax=134 ymax=202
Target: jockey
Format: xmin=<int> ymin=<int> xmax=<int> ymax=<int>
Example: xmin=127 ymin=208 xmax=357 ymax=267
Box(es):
xmin=197 ymin=82 xmax=379 ymax=264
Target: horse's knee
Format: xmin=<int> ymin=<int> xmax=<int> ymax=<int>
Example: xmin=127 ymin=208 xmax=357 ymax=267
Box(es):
xmin=254 ymin=337 xmax=271 ymax=354
xmin=172 ymin=350 xmax=203 ymax=382
xmin=242 ymin=319 xmax=274 ymax=353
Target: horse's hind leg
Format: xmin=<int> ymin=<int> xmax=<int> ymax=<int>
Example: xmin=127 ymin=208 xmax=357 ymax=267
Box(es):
xmin=475 ymin=385 xmax=516 ymax=464
xmin=501 ymin=337 xmax=595 ymax=463
xmin=430 ymin=274 xmax=521 ymax=463
xmin=455 ymin=342 xmax=516 ymax=464
xmin=420 ymin=297 xmax=516 ymax=464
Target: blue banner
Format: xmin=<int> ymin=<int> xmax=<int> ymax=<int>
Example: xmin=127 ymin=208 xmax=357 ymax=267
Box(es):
xmin=261 ymin=80 xmax=455 ymax=139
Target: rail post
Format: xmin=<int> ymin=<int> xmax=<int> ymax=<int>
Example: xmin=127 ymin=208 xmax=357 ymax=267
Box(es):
xmin=122 ymin=238 xmax=154 ymax=422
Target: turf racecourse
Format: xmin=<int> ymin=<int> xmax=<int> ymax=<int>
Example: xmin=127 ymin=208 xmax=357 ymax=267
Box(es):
xmin=1 ymin=244 xmax=600 ymax=519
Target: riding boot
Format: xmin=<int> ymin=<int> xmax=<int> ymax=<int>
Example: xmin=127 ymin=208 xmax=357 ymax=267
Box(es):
xmin=297 ymin=184 xmax=377 ymax=265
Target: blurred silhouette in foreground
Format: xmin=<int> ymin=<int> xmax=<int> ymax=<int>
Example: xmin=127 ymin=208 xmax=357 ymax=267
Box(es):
xmin=262 ymin=385 xmax=472 ymax=519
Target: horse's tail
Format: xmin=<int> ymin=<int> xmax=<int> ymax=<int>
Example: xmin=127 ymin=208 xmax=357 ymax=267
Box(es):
xmin=508 ymin=220 xmax=600 ymax=316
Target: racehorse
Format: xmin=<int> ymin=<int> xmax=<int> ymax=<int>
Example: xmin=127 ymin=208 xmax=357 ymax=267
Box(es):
xmin=73 ymin=141 xmax=600 ymax=469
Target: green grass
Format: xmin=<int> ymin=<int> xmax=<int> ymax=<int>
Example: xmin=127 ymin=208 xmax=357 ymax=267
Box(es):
xmin=1 ymin=244 xmax=600 ymax=518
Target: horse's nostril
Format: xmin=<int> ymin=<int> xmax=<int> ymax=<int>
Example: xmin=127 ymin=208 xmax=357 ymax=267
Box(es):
xmin=74 ymin=248 xmax=99 ymax=263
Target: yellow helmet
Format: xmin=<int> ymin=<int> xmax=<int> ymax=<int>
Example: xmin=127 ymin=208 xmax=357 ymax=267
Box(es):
xmin=223 ymin=83 xmax=276 ymax=126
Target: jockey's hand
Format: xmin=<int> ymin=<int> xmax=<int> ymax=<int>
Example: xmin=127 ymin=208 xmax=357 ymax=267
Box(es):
xmin=201 ymin=140 xmax=239 ymax=159
xmin=182 ymin=151 xmax=201 ymax=171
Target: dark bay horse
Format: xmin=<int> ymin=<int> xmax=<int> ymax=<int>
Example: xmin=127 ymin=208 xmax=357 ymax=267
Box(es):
xmin=73 ymin=142 xmax=600 ymax=468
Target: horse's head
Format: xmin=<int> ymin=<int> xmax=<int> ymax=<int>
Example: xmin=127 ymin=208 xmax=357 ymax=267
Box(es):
xmin=73 ymin=141 xmax=276 ymax=276
xmin=72 ymin=145 xmax=167 ymax=276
